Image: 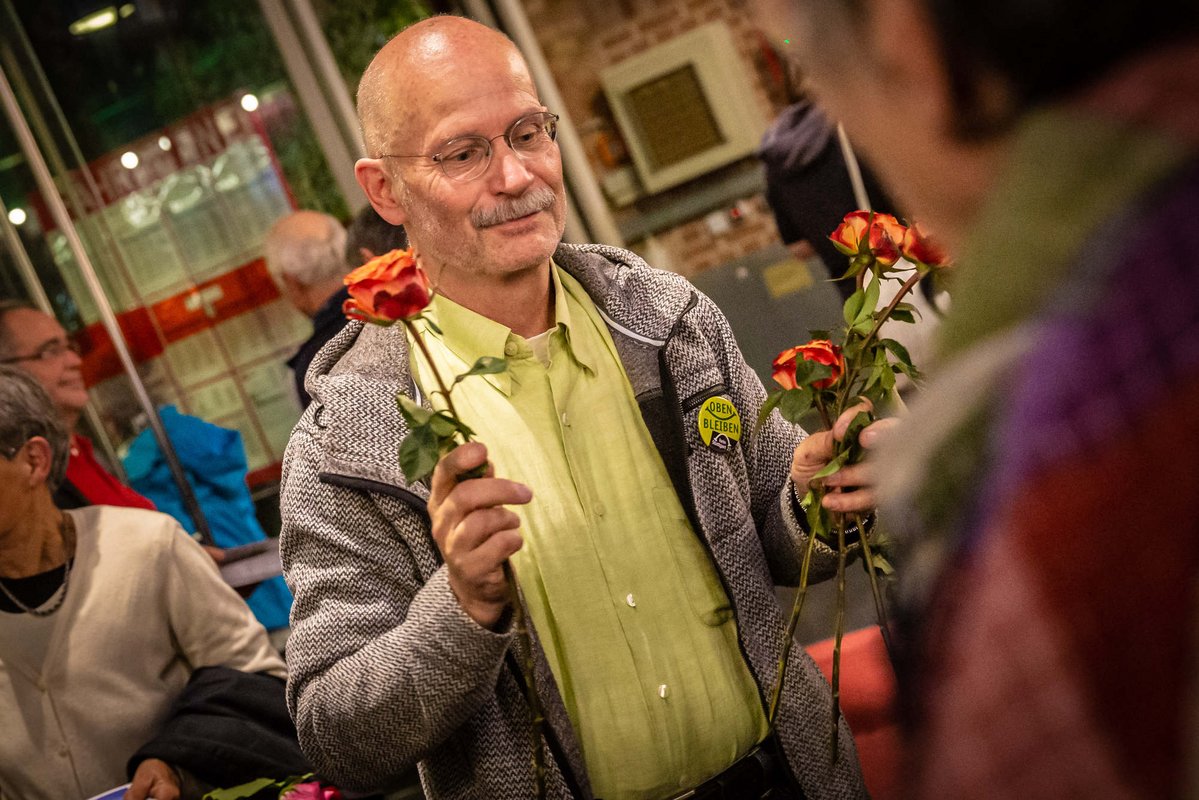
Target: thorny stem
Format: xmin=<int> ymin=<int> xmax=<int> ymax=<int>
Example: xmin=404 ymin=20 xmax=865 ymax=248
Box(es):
xmin=853 ymin=512 xmax=896 ymax=667
xmin=831 ymin=516 xmax=848 ymax=764
xmin=767 ymin=504 xmax=821 ymax=727
xmin=405 ymin=317 xmax=546 ymax=799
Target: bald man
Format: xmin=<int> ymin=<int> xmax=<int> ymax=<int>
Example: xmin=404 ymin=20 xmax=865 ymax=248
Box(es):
xmin=280 ymin=16 xmax=876 ymax=800
xmin=264 ymin=210 xmax=350 ymax=409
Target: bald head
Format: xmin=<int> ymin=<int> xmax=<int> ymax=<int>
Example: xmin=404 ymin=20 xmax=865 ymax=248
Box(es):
xmin=357 ymin=16 xmax=534 ymax=157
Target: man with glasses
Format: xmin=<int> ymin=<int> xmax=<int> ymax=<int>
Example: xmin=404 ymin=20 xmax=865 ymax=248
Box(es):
xmin=281 ymin=15 xmax=881 ymax=800
xmin=0 ymin=300 xmax=154 ymax=510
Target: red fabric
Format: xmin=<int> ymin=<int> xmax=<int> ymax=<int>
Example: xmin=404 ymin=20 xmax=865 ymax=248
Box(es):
xmin=807 ymin=627 xmax=901 ymax=800
xmin=65 ymin=433 xmax=156 ymax=511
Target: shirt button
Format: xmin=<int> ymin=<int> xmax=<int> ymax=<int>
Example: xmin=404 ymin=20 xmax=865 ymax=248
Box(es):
xmin=625 ymin=593 xmax=636 ymax=608
xmin=561 ymin=412 xmax=570 ymax=427
xmin=504 ymin=342 xmax=519 ymax=357
xmin=594 ymin=503 xmax=606 ymax=517
xmin=658 ymin=684 xmax=669 ymax=699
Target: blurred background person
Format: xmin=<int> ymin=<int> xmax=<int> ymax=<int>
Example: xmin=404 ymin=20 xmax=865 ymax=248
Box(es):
xmin=792 ymin=0 xmax=1199 ymax=797
xmin=0 ymin=365 xmax=302 ymax=800
xmin=0 ymin=299 xmax=153 ymax=511
xmin=344 ymin=202 xmax=409 ymax=268
xmin=746 ymin=0 xmax=901 ymax=302
xmin=264 ymin=210 xmax=350 ymax=410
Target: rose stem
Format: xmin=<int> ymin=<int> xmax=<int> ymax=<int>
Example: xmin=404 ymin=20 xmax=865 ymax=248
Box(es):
xmin=831 ymin=514 xmax=847 ymax=764
xmin=834 ymin=270 xmax=923 ymax=414
xmin=404 ymin=317 xmax=545 ymax=797
xmin=767 ymin=497 xmax=820 ymax=726
xmin=853 ymin=512 xmax=896 ymax=668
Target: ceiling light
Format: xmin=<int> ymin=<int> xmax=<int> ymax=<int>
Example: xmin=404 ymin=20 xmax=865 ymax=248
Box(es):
xmin=240 ymin=93 xmax=260 ymax=113
xmin=7 ymin=208 xmax=26 ymax=226
xmin=118 ymin=3 xmax=136 ymax=17
xmin=69 ymin=7 xmax=118 ymax=36
xmin=120 ymin=151 xmax=139 ymax=169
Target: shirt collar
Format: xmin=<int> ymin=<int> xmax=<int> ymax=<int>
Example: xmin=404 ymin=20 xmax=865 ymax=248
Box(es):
xmin=419 ymin=261 xmax=596 ymax=396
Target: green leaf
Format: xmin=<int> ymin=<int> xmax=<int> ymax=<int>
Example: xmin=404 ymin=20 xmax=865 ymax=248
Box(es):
xmin=869 ymin=552 xmax=895 ymax=576
xmin=778 ymin=387 xmax=814 ymax=422
xmin=428 ymin=411 xmax=458 ymax=438
xmin=792 ymin=359 xmax=832 ymax=389
xmin=202 ymin=778 xmax=281 ymax=800
xmin=756 ymin=391 xmax=784 ymax=431
xmin=455 ymin=356 xmax=508 ymax=384
xmin=887 ymin=308 xmax=916 ymax=325
xmin=811 ymin=448 xmax=851 ymax=480
xmin=399 ymin=424 xmax=440 ymax=482
xmin=880 ymin=338 xmax=914 ymax=369
xmin=396 ymin=394 xmax=434 ymax=427
xmin=842 ymin=290 xmax=866 ymax=327
xmin=857 ymin=275 xmax=881 ymax=326
xmin=805 ymin=490 xmax=829 ymax=539
xmin=422 ymin=315 xmax=443 ymax=336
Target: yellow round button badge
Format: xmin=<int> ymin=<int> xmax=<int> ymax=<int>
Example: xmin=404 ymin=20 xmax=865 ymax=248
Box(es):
xmin=697 ymin=396 xmax=741 ymax=452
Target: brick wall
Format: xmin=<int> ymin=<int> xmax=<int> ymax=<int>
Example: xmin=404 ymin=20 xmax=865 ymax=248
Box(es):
xmin=520 ymin=0 xmax=789 ymax=276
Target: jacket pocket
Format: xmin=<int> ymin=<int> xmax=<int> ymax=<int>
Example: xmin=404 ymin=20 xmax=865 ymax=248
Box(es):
xmin=654 ymin=487 xmax=733 ymax=626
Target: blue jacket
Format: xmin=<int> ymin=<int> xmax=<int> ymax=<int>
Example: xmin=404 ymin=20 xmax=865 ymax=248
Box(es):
xmin=124 ymin=406 xmax=292 ymax=630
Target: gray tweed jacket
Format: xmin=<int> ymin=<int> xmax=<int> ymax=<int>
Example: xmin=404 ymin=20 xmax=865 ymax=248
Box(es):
xmin=279 ymin=243 xmax=868 ymax=799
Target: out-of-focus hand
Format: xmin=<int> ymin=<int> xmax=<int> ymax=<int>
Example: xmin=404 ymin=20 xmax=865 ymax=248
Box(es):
xmin=428 ymin=442 xmax=531 ymax=629
xmin=126 ymin=758 xmax=180 ymax=800
xmin=201 ymin=545 xmax=225 ymax=564
xmin=789 ymin=401 xmax=898 ymax=514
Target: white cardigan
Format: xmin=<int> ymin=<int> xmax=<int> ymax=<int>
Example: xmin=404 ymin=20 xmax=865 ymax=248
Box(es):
xmin=0 ymin=505 xmax=286 ymax=800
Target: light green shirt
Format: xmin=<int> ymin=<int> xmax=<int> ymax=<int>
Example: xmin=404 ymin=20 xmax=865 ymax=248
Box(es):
xmin=409 ymin=264 xmax=766 ymax=799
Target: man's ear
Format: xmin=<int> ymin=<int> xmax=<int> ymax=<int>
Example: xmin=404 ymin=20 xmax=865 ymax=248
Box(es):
xmin=355 ymin=158 xmax=408 ymax=226
xmin=22 ymin=436 xmax=53 ymax=488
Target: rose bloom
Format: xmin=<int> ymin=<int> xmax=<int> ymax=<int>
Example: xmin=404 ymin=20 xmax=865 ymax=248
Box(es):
xmin=828 ymin=210 xmax=907 ymax=267
xmin=829 ymin=210 xmax=871 ymax=256
xmin=772 ymin=340 xmax=845 ymax=390
xmin=342 ymin=248 xmax=432 ymax=325
xmin=867 ymin=213 xmax=907 ymax=267
xmin=282 ymin=782 xmax=342 ymax=800
xmin=901 ymin=222 xmax=949 ymax=267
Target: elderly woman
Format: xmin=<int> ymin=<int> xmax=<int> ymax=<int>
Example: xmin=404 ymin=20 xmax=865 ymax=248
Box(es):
xmin=0 ymin=365 xmax=290 ymax=800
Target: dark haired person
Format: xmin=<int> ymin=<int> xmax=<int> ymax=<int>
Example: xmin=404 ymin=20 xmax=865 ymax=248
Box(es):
xmin=792 ymin=0 xmax=1199 ymax=796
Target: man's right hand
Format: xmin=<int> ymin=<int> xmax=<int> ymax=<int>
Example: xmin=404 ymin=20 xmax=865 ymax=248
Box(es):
xmin=428 ymin=442 xmax=531 ymax=629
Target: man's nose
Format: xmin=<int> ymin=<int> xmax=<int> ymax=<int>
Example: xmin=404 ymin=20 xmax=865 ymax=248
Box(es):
xmin=488 ymin=141 xmax=535 ymax=193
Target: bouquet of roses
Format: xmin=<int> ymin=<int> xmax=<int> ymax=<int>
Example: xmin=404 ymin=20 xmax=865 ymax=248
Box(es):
xmin=760 ymin=211 xmax=949 ymax=752
xmin=342 ymin=248 xmax=546 ymax=797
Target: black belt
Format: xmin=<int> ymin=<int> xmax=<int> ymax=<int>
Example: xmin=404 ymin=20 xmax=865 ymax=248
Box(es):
xmin=664 ymin=733 xmax=804 ymax=800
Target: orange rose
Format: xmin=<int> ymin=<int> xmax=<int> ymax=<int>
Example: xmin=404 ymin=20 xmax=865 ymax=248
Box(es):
xmin=342 ymin=248 xmax=432 ymax=325
xmin=901 ymin=222 xmax=949 ymax=267
xmin=828 ymin=210 xmax=907 ymax=267
xmin=867 ymin=213 xmax=906 ymax=267
xmin=829 ymin=210 xmax=871 ymax=257
xmin=772 ymin=339 xmax=845 ymax=390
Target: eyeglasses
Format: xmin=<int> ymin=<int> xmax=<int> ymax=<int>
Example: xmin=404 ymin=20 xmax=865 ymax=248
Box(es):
xmin=378 ymin=112 xmax=559 ymax=182
xmin=0 ymin=338 xmax=81 ymax=365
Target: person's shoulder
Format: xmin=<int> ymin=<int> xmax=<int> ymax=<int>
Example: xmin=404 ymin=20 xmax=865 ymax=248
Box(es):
xmin=76 ymin=505 xmax=186 ymax=552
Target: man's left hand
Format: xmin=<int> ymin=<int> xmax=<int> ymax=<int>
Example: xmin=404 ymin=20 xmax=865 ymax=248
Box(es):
xmin=127 ymin=758 xmax=181 ymax=800
xmin=789 ymin=401 xmax=897 ymax=514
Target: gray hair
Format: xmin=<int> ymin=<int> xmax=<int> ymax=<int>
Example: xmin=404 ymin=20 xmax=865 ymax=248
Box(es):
xmin=263 ymin=211 xmax=349 ymax=288
xmin=0 ymin=365 xmax=70 ymax=490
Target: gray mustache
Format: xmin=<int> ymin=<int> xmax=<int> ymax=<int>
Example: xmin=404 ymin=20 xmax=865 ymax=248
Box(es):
xmin=472 ymin=188 xmax=557 ymax=228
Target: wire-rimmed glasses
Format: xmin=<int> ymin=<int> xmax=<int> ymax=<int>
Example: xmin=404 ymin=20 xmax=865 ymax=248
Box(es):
xmin=378 ymin=111 xmax=559 ymax=182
